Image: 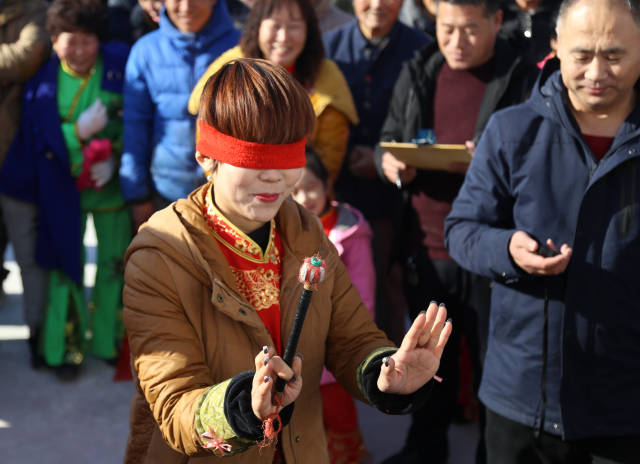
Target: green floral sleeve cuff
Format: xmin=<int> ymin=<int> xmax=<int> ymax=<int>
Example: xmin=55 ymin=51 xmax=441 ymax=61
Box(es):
xmin=195 ymin=377 xmax=253 ymax=456
xmin=356 ymin=346 xmax=397 ymax=398
xmin=194 ymin=371 xmax=295 ymax=456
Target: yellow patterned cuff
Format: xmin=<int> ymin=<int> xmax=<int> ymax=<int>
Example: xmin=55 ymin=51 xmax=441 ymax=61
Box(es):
xmin=195 ymin=379 xmax=254 ymax=456
xmin=356 ymin=346 xmax=397 ymax=398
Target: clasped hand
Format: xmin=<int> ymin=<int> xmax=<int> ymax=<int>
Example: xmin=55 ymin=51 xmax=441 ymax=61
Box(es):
xmin=382 ymin=151 xmax=417 ymax=185
xmin=508 ymin=230 xmax=572 ymax=276
xmin=251 ymin=347 xmax=302 ymax=421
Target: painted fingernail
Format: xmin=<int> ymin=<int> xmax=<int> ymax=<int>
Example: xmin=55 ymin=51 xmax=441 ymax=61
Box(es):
xmin=382 ymin=357 xmax=389 ymax=367
xmin=263 ymin=356 xmax=269 ymax=366
xmin=262 ymin=345 xmax=269 ymax=354
xmin=429 ymin=300 xmax=437 ymax=306
xmin=263 ymin=376 xmax=270 ymax=383
xmin=295 ymin=353 xmax=304 ymax=361
xmin=419 ymin=310 xmax=426 ymax=315
xmin=446 ymin=318 xmax=453 ymax=324
xmin=439 ymin=302 xmax=446 ymax=307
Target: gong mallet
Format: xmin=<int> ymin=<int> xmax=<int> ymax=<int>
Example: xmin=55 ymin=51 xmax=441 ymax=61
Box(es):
xmin=275 ymin=255 xmax=326 ymax=393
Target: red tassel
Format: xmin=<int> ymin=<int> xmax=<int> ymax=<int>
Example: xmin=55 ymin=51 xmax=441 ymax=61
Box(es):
xmin=258 ymin=393 xmax=283 ymax=452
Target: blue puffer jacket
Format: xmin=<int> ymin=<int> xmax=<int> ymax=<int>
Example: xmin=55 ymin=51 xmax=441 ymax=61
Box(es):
xmin=445 ymin=61 xmax=640 ymax=440
xmin=119 ymin=2 xmax=239 ymax=202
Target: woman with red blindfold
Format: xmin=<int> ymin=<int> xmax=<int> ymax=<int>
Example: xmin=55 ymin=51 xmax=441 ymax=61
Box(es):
xmin=122 ymin=58 xmax=451 ymax=464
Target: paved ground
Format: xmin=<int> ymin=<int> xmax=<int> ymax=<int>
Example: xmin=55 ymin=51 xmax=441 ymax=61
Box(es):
xmin=0 ymin=219 xmax=478 ymax=463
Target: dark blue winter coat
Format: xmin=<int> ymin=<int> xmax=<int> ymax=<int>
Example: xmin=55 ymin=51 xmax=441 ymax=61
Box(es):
xmin=0 ymin=43 xmax=129 ymax=284
xmin=445 ymin=61 xmax=640 ymax=439
xmin=323 ymin=20 xmax=430 ymax=220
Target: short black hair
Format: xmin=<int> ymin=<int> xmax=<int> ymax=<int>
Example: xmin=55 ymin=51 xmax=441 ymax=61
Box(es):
xmin=46 ymin=0 xmax=109 ymax=42
xmin=556 ymin=0 xmax=640 ymax=28
xmin=436 ymin=0 xmax=501 ymax=16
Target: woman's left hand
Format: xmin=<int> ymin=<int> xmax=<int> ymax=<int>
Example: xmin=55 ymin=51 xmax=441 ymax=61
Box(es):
xmin=377 ymin=301 xmax=452 ymax=395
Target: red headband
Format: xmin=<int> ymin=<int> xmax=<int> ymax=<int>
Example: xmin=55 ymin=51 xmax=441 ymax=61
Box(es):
xmin=196 ymin=119 xmax=306 ymax=169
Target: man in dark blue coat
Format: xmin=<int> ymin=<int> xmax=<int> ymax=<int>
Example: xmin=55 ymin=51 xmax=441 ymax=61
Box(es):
xmin=323 ymin=0 xmax=430 ymax=344
xmin=445 ymin=0 xmax=640 ymax=461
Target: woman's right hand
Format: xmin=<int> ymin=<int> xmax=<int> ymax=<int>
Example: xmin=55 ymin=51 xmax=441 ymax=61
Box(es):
xmin=251 ymin=346 xmax=302 ymax=421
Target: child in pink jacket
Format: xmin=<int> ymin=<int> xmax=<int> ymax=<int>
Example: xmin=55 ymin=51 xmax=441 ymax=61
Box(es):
xmin=292 ymin=149 xmax=375 ymax=463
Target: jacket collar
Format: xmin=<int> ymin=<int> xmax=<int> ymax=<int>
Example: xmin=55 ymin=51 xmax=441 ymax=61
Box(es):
xmin=129 ymin=185 xmax=329 ymax=330
xmin=535 ymin=64 xmax=640 ymax=141
xmin=129 ymin=188 xmax=267 ymax=330
xmin=159 ymin=1 xmax=236 ymax=48
xmin=531 ymin=63 xmax=640 ymax=181
xmin=347 ymin=19 xmax=404 ymax=58
xmin=29 ymin=46 xmax=125 ymax=161
xmin=330 ymin=201 xmax=365 ymax=239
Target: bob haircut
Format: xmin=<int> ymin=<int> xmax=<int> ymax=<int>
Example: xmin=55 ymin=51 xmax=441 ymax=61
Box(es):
xmin=239 ymin=0 xmax=325 ymax=88
xmin=46 ymin=0 xmax=109 ymax=42
xmin=198 ymin=58 xmax=316 ymax=145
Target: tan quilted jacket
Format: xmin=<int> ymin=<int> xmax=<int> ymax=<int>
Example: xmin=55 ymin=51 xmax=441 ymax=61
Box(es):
xmin=123 ymin=185 xmax=392 ymax=463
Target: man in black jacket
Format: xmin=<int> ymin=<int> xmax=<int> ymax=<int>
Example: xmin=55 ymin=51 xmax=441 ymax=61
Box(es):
xmin=446 ymin=0 xmax=640 ymax=462
xmin=375 ymin=0 xmax=538 ymax=462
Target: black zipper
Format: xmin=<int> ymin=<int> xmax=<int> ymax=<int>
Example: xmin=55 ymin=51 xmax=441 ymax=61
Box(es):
xmin=535 ymin=284 xmax=550 ymax=440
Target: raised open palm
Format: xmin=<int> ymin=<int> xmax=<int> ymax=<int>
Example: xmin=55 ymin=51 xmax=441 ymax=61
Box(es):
xmin=377 ymin=302 xmax=452 ymax=394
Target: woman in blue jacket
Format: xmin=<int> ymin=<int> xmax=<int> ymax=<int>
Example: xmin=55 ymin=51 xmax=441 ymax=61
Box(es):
xmin=119 ymin=0 xmax=240 ymax=231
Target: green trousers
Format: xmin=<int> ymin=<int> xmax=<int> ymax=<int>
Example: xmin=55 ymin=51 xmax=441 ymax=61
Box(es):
xmin=41 ymin=208 xmax=131 ymax=366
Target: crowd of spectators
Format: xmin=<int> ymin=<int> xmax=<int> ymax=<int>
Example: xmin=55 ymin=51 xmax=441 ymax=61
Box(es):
xmin=1 ymin=0 xmax=639 ymax=463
